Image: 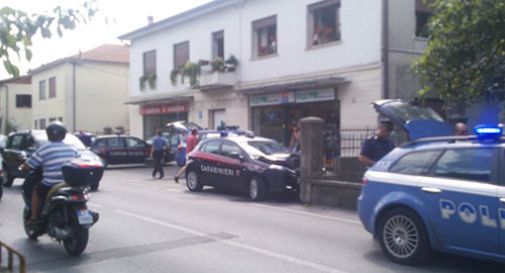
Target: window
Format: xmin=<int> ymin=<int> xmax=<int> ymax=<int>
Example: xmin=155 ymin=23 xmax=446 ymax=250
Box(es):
xmin=107 ymin=137 xmax=124 ymax=148
xmin=433 ymin=148 xmax=494 ymax=183
xmin=16 ymin=95 xmax=32 ymax=108
xmin=49 ymin=77 xmax=56 ymax=98
xmin=390 ymin=150 xmax=441 ymax=175
xmin=39 ymin=80 xmax=46 ymax=100
xmin=95 ymin=139 xmax=107 ymax=148
xmin=126 ymin=137 xmax=146 ymax=148
xmin=252 ymin=15 xmax=277 ymax=57
xmin=308 ymin=0 xmax=341 ymax=46
xmin=212 ymin=30 xmax=225 ymax=59
xmin=39 ymin=118 xmax=47 ymax=129
xmin=143 ymin=50 xmax=156 ymax=76
xmin=174 ymin=41 xmax=190 ymax=70
xmin=415 ymin=0 xmax=433 ymax=38
xmin=221 ymin=141 xmax=243 ymax=157
xmin=202 ymin=140 xmax=221 ymax=155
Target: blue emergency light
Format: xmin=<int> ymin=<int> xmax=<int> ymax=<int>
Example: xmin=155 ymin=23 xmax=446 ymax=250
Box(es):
xmin=474 ymin=124 xmax=503 ymax=141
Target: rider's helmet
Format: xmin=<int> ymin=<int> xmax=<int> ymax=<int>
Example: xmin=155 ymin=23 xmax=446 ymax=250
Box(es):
xmin=46 ymin=121 xmax=67 ymax=142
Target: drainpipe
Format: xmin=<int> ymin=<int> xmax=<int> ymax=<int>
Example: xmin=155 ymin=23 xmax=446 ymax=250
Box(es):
xmin=382 ymin=0 xmax=390 ymax=99
xmin=0 ymin=84 xmax=8 ymax=134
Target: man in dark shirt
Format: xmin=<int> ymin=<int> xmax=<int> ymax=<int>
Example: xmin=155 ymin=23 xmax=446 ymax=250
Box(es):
xmin=359 ymin=123 xmax=395 ymax=167
xmin=150 ymin=129 xmax=168 ymax=179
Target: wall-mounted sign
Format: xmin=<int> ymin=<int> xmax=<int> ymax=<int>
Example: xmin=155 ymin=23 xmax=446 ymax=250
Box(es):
xmin=250 ymin=92 xmax=295 ymax=107
xmin=295 ymin=88 xmax=335 ymax=103
xmin=140 ymin=104 xmax=187 ymax=116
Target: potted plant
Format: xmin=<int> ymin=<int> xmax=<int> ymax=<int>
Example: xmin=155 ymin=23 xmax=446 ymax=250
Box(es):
xmin=139 ymin=75 xmax=148 ymax=90
xmin=224 ymin=55 xmax=239 ymax=72
xmin=210 ymin=58 xmax=225 ymax=72
xmin=147 ymin=73 xmax=157 ymax=89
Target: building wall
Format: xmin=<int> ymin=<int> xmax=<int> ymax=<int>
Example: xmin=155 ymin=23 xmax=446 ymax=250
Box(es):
xmin=31 ymin=64 xmax=70 ymax=128
xmin=0 ymin=82 xmax=32 ymax=134
xmin=128 ymin=105 xmax=143 ymax=138
xmin=189 ymin=90 xmax=249 ymax=129
xmin=74 ymin=62 xmax=130 ymax=134
xmin=387 ymin=0 xmax=428 ymax=100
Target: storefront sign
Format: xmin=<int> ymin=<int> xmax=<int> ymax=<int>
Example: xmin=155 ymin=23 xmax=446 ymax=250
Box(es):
xmin=250 ymin=92 xmax=295 ymax=107
xmin=296 ymin=88 xmax=335 ymax=103
xmin=140 ymin=104 xmax=187 ymax=116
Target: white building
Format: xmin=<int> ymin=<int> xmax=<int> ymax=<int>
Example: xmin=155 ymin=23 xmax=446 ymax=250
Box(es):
xmin=120 ymin=0 xmax=429 ymax=144
xmin=0 ymin=76 xmax=33 ymax=134
xmin=30 ymin=45 xmax=130 ymax=134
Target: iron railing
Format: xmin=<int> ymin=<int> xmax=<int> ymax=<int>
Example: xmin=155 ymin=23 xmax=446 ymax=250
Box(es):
xmin=0 ymin=241 xmax=26 ymax=273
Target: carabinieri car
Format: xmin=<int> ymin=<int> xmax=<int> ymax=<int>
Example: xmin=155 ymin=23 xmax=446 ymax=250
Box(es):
xmin=184 ymin=135 xmax=299 ymax=201
xmin=358 ymin=125 xmax=505 ymax=265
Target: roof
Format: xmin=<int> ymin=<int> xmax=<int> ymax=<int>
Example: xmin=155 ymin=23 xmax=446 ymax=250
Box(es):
xmin=119 ymin=0 xmax=242 ymax=41
xmin=0 ymin=75 xmax=31 ymax=85
xmin=30 ymin=44 xmax=129 ymax=74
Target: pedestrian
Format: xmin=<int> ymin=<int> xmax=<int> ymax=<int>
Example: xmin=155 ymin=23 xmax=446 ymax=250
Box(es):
xmin=359 ymin=123 xmax=395 ymax=167
xmin=174 ymin=128 xmax=199 ymax=183
xmin=289 ymin=124 xmax=301 ymax=153
xmin=150 ymin=129 xmax=168 ymax=179
xmin=454 ymin=122 xmax=468 ymax=136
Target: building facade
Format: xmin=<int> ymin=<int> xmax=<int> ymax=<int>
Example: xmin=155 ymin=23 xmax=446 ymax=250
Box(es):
xmin=30 ymin=45 xmax=130 ymax=134
xmin=0 ymin=76 xmax=33 ymax=134
xmin=121 ymin=0 xmax=428 ymax=144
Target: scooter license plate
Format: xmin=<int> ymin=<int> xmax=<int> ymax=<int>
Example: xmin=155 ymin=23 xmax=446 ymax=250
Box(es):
xmin=77 ymin=210 xmax=93 ymax=225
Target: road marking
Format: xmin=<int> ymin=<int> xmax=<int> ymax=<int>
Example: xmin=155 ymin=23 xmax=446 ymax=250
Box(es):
xmin=253 ymin=204 xmax=361 ymax=225
xmin=115 ymin=210 xmax=351 ymax=273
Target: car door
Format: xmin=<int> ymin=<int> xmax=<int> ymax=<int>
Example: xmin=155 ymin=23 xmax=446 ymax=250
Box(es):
xmin=3 ymin=133 xmax=28 ymax=176
xmin=106 ymin=137 xmax=127 ymax=164
xmin=421 ymin=147 xmax=499 ymax=255
xmin=198 ymin=139 xmax=223 ymax=187
xmin=219 ymin=140 xmax=247 ymax=191
xmin=125 ymin=137 xmax=149 ymax=163
xmin=498 ymin=148 xmax=505 ymax=257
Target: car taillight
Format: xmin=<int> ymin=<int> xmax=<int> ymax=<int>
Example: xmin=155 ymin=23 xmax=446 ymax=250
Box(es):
xmin=362 ymin=178 xmax=368 ymax=185
xmin=71 ymin=193 xmax=88 ymax=201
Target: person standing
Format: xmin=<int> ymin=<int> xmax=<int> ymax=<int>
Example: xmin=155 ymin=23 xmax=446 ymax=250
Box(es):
xmin=359 ymin=123 xmax=395 ymax=167
xmin=150 ymin=129 xmax=168 ymax=179
xmin=454 ymin=122 xmax=468 ymax=136
xmin=174 ymin=129 xmax=199 ymax=183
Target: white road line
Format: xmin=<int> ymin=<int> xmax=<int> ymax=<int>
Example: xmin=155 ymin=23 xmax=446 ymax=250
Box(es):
xmin=253 ymin=204 xmax=361 ymax=225
xmin=87 ymin=202 xmax=103 ymax=208
xmin=114 ymin=210 xmax=351 ymax=273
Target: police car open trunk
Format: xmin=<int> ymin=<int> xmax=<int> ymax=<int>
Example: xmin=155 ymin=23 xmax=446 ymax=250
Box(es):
xmin=372 ymin=99 xmax=453 ymax=140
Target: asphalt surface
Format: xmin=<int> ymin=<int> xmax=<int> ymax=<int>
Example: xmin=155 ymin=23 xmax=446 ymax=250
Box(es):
xmin=0 ymin=164 xmax=503 ymax=273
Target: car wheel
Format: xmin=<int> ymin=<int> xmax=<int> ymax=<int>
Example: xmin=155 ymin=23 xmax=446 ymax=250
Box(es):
xmin=0 ymin=184 xmax=3 ymax=200
xmin=186 ymin=170 xmax=203 ymax=192
xmin=90 ymin=182 xmax=99 ymax=191
xmin=249 ymin=177 xmax=267 ymax=201
xmin=378 ymin=207 xmax=430 ymax=265
xmin=3 ymin=169 xmax=14 ymax=187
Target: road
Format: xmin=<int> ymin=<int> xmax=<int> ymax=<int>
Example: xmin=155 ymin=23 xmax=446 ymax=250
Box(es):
xmin=0 ymin=165 xmax=503 ymax=273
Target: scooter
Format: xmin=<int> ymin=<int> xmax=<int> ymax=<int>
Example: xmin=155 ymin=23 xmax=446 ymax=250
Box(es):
xmin=21 ymin=159 xmax=101 ymax=256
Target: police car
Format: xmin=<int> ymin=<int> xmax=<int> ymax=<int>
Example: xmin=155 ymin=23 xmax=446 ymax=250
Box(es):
xmin=358 ymin=124 xmax=505 ymax=265
xmin=184 ymin=135 xmax=299 ymax=201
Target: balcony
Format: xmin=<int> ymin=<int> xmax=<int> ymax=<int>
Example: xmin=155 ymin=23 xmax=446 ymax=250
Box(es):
xmin=199 ymin=70 xmax=237 ymax=91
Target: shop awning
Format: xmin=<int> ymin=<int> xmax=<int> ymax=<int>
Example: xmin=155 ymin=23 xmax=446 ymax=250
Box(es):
xmin=240 ymin=76 xmax=349 ymax=94
xmin=126 ymin=93 xmax=194 ymax=105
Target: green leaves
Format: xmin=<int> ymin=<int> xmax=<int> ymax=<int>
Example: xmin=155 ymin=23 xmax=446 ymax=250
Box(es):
xmin=414 ymin=0 xmax=505 ymax=106
xmin=0 ymin=0 xmax=99 ymax=78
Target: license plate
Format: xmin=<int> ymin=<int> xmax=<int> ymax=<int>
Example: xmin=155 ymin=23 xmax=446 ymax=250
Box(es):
xmin=77 ymin=210 xmax=94 ymax=225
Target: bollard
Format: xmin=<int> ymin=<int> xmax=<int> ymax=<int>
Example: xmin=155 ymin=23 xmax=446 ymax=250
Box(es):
xmin=299 ymin=117 xmax=324 ymax=204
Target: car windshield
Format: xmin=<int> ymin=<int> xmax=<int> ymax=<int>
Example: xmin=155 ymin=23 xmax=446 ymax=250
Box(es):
xmin=246 ymin=140 xmax=290 ymax=156
xmin=35 ymin=132 xmax=86 ymax=150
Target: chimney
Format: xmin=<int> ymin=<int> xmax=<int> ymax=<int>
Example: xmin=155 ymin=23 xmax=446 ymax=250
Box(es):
xmin=147 ymin=16 xmax=154 ymax=25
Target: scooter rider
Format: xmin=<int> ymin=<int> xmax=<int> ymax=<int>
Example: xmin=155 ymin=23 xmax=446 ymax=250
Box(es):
xmin=20 ymin=122 xmax=80 ymax=224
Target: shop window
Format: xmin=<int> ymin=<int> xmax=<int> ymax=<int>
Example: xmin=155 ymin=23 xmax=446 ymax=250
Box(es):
xmin=415 ymin=0 xmax=433 ymax=38
xmin=252 ymin=15 xmax=277 ymax=58
xmin=16 ymin=95 xmax=31 ymax=108
xmin=39 ymin=80 xmax=46 ymax=100
xmin=174 ymin=41 xmax=190 ymax=70
xmin=143 ymin=50 xmax=156 ymax=76
xmin=308 ymin=0 xmax=341 ymax=47
xmin=49 ymin=77 xmax=56 ymax=98
xmin=212 ymin=30 xmax=225 ymax=59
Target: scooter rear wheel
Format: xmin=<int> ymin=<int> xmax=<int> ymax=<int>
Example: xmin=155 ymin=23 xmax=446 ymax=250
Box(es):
xmin=64 ymin=227 xmax=89 ymax=256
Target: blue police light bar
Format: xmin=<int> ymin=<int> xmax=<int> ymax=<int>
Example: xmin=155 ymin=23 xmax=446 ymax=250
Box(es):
xmin=474 ymin=124 xmax=503 ymax=141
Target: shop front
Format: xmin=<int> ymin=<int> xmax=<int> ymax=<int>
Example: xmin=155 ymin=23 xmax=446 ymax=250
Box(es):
xmin=250 ymin=88 xmax=340 ymax=146
xmin=141 ymin=103 xmax=188 ymax=139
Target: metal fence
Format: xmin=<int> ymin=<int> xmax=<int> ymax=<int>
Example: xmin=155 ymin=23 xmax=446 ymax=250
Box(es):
xmin=0 ymin=241 xmax=26 ymax=273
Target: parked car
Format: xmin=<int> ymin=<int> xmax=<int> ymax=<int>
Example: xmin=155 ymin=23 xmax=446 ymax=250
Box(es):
xmin=1 ymin=130 xmax=104 ymax=190
xmin=91 ymin=135 xmax=162 ymax=167
xmin=185 ymin=135 xmax=299 ymax=201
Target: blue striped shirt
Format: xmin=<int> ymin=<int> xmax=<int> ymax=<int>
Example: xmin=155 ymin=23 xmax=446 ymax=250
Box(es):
xmin=26 ymin=142 xmax=80 ymax=186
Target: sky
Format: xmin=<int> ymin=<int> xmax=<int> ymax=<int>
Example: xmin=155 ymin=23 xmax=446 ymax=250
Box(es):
xmin=1 ymin=0 xmax=213 ymax=80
